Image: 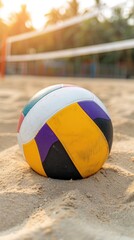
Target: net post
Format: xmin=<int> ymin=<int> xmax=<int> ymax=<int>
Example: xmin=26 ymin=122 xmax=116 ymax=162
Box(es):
xmin=0 ymin=35 xmax=7 ymax=79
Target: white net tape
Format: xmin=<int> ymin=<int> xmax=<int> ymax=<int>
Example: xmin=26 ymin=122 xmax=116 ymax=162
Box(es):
xmin=5 ymin=1 xmax=134 ymax=63
xmin=6 ymin=39 xmax=134 ymax=62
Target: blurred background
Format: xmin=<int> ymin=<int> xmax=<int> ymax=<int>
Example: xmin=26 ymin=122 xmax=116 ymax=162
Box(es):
xmin=0 ymin=0 xmax=134 ymax=79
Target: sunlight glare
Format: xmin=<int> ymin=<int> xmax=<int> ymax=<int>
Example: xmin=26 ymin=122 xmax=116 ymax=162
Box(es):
xmin=1 ymin=0 xmax=130 ymax=29
xmin=1 ymin=0 xmax=68 ymax=29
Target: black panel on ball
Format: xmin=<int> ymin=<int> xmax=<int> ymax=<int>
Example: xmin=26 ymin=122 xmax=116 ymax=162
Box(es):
xmin=43 ymin=141 xmax=82 ymax=180
xmin=94 ymin=118 xmax=113 ymax=152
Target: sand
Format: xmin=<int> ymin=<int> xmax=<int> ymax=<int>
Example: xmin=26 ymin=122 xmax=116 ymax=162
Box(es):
xmin=0 ymin=76 xmax=134 ymax=240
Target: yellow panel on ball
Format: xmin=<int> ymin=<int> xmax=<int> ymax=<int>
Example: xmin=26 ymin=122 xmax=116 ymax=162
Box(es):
xmin=23 ymin=139 xmax=47 ymax=176
xmin=47 ymin=102 xmax=109 ymax=178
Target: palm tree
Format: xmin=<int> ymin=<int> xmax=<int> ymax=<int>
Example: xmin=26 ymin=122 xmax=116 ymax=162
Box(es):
xmin=64 ymin=0 xmax=79 ymax=19
xmin=94 ymin=0 xmax=101 ymax=8
xmin=45 ymin=0 xmax=80 ymax=25
xmin=0 ymin=0 xmax=3 ymax=8
xmin=9 ymin=4 xmax=33 ymax=35
xmin=0 ymin=0 xmax=7 ymax=41
xmin=45 ymin=8 xmax=62 ymax=26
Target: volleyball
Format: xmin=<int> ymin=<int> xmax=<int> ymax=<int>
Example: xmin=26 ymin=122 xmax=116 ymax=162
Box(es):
xmin=17 ymin=84 xmax=113 ymax=180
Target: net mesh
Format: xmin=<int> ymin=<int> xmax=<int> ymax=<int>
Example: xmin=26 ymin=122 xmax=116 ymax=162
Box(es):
xmin=2 ymin=2 xmax=134 ymax=78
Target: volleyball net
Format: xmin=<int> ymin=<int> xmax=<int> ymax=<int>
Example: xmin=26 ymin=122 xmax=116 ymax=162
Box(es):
xmin=1 ymin=1 xmax=134 ymax=78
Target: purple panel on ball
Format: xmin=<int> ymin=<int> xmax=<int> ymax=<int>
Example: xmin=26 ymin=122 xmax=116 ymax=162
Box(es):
xmin=35 ymin=123 xmax=58 ymax=162
xmin=78 ymin=101 xmax=110 ymax=120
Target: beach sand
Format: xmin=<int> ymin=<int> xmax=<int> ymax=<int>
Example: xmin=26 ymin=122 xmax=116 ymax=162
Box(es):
xmin=0 ymin=76 xmax=134 ymax=240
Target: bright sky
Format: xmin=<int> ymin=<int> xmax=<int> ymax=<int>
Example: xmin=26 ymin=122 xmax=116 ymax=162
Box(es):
xmin=0 ymin=0 xmax=132 ymax=29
